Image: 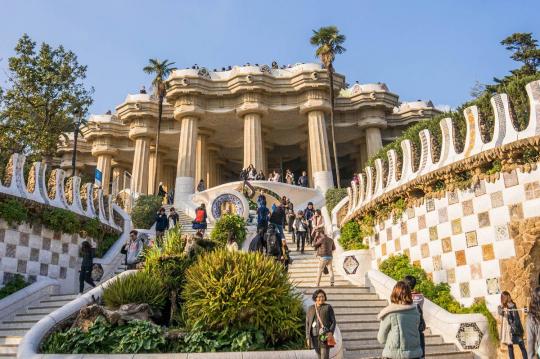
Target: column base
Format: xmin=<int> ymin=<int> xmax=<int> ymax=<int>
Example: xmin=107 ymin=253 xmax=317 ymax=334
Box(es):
xmin=313 ymin=171 xmax=334 ymax=193
xmin=174 ymin=176 xmax=195 ymax=204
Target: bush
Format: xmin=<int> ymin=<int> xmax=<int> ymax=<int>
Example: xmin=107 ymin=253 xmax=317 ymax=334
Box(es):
xmin=81 ymin=217 xmax=101 ymax=239
xmin=0 ymin=198 xmax=28 ymax=226
xmin=41 ymin=317 xmax=166 ymax=354
xmin=210 ymin=214 xmax=247 ymax=246
xmin=380 ymin=254 xmax=499 ymax=342
xmin=182 ymin=250 xmax=304 ymax=346
xmin=325 ymin=188 xmax=347 ymax=213
xmin=339 ymin=221 xmax=368 ymax=250
xmin=102 ymin=271 xmax=167 ymax=311
xmin=0 ymin=274 xmax=29 ymax=300
xmin=95 ymin=233 xmax=119 ymax=258
xmin=131 ymin=195 xmax=163 ymax=229
xmin=41 ymin=208 xmax=80 ymax=234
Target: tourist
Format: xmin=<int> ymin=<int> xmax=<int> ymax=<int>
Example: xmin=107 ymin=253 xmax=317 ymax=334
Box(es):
xmin=248 ymin=164 xmax=257 ymax=180
xmin=248 ymin=227 xmax=266 ymax=253
xmin=304 ymin=202 xmax=315 ymax=245
xmin=155 ymin=207 xmax=168 ymax=244
xmin=311 ymin=209 xmax=325 ymax=244
xmin=294 ymin=210 xmax=308 ymax=253
xmin=257 ymin=193 xmax=266 ymax=208
xmin=158 ymin=182 xmax=166 ymax=201
xmin=269 ymin=202 xmax=286 ymax=242
xmin=192 ymin=203 xmax=208 ymax=235
xmin=526 ymin=287 xmax=540 ymax=358
xmin=403 ymin=275 xmax=426 ymax=359
xmin=168 ymin=207 xmax=179 ymax=228
xmin=226 ymin=232 xmax=239 ymax=252
xmin=196 ymin=179 xmax=206 ymax=192
xmin=257 ymin=201 xmax=270 ymax=234
xmin=167 ymin=188 xmax=174 ymax=205
xmin=239 ymin=167 xmax=248 ymax=181
xmin=139 ymin=85 xmax=147 ymax=94
xmin=281 ymin=239 xmax=291 ymax=272
xmin=256 ymin=170 xmax=265 ymax=180
xmin=298 ymin=170 xmax=309 ymax=187
xmin=124 ymin=230 xmax=144 ymax=270
xmin=286 ymin=197 xmax=294 ymax=212
xmin=265 ymin=223 xmax=282 ymax=260
xmin=285 ymin=169 xmax=294 ymax=184
xmin=79 ymin=241 xmax=96 ymax=294
xmin=314 ymin=231 xmax=335 ymax=287
xmin=287 ymin=207 xmax=296 ymax=236
xmin=306 ymin=289 xmax=336 ymax=359
xmin=273 ymin=170 xmax=281 ymax=182
xmin=377 ymin=281 xmax=422 ymax=359
xmin=499 ymin=291 xmax=527 ymax=359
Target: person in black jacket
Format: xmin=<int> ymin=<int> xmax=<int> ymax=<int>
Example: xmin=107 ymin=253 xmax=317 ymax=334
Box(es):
xmin=79 ymin=241 xmax=96 ymax=294
xmin=269 ymin=203 xmax=286 ymax=241
xmin=306 ymin=289 xmax=336 ymax=359
xmin=155 ymin=207 xmax=168 ymax=245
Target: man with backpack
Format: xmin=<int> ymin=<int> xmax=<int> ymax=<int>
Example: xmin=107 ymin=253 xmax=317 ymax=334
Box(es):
xmin=257 ymin=202 xmax=270 ymax=235
xmin=403 ymin=275 xmax=426 ymax=359
xmin=269 ymin=202 xmax=286 ymax=242
xmin=265 ymin=223 xmax=282 ymax=261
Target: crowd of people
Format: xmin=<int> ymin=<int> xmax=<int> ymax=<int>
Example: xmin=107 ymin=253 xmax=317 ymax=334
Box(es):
xmin=239 ymin=164 xmax=310 ymax=187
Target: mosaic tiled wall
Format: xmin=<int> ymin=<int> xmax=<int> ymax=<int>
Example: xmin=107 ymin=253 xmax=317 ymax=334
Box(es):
xmin=369 ymin=168 xmax=540 ymax=310
xmin=0 ymin=220 xmax=90 ymax=292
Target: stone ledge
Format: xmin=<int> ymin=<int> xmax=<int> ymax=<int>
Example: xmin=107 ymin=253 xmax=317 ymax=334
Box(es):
xmin=0 ymin=278 xmax=59 ymax=321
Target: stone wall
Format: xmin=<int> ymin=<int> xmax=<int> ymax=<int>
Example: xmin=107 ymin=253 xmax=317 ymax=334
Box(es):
xmin=0 ymin=220 xmax=93 ymax=292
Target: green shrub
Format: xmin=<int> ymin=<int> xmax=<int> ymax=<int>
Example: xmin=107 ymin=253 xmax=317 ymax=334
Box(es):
xmin=41 ymin=317 xmax=166 ymax=354
xmin=131 ymin=195 xmax=163 ymax=229
xmin=210 ymin=214 xmax=246 ymax=246
xmin=0 ymin=274 xmax=29 ymax=300
xmin=339 ymin=221 xmax=368 ymax=250
xmin=181 ymin=250 xmax=304 ymax=346
xmin=0 ymin=198 xmax=28 ymax=226
xmin=102 ymin=271 xmax=167 ymax=311
xmin=41 ymin=208 xmax=80 ymax=234
xmin=81 ymin=217 xmax=101 ymax=239
xmin=325 ymin=188 xmax=347 ymax=213
xmin=95 ymin=233 xmax=119 ymax=258
xmin=380 ymin=254 xmax=499 ymax=342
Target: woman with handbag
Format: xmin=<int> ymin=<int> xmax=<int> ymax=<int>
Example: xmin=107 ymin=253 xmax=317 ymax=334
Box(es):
xmin=499 ymin=291 xmax=527 ymax=359
xmin=311 ymin=209 xmax=325 ymax=244
xmin=306 ymin=289 xmax=336 ymax=359
xmin=526 ymin=287 xmax=540 ymax=359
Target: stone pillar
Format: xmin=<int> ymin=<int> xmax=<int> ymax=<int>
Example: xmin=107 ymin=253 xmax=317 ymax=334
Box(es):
xmin=195 ymin=131 xmax=211 ymax=189
xmin=365 ymin=127 xmax=383 ymax=158
xmin=359 ymin=142 xmax=368 ymax=170
xmin=207 ymin=146 xmax=220 ymax=188
xmin=174 ymin=116 xmax=198 ymax=203
xmin=148 ymin=147 xmax=164 ymax=196
xmin=131 ymin=137 xmax=151 ymax=195
xmin=161 ymin=165 xmax=175 ymax=192
xmin=307 ymin=143 xmax=313 ymax=188
xmin=307 ymin=110 xmax=334 ymax=192
xmin=96 ymin=154 xmax=112 ymax=194
xmin=112 ymin=166 xmax=125 ymax=195
xmin=242 ymin=113 xmax=264 ymax=170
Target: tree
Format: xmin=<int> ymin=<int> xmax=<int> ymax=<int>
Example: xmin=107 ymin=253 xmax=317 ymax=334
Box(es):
xmin=310 ymin=26 xmax=346 ymax=188
xmin=501 ymin=32 xmax=540 ymax=76
xmin=70 ymin=108 xmax=87 ymax=176
xmin=143 ymin=59 xmax=176 ymax=194
xmin=0 ymin=34 xmax=93 ymax=164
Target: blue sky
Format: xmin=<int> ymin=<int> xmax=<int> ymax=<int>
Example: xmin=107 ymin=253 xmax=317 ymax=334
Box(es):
xmin=0 ymin=0 xmax=539 ymax=114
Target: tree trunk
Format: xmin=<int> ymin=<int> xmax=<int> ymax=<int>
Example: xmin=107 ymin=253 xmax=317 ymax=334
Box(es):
xmin=154 ymin=95 xmax=163 ymax=195
xmin=71 ymin=120 xmax=80 ymax=177
xmin=170 ymin=289 xmax=177 ymax=323
xmin=328 ymin=67 xmax=341 ymax=188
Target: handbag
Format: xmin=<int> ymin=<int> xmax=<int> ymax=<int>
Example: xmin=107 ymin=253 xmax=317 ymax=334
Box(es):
xmin=323 ymin=266 xmax=329 ymax=275
xmin=314 ymin=305 xmax=335 ymax=347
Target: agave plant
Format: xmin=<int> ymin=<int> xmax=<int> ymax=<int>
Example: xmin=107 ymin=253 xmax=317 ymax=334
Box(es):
xmin=102 ymin=270 xmax=167 ymax=310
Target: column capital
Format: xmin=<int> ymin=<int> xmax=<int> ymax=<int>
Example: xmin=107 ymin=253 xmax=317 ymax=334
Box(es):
xmin=358 ymin=108 xmax=387 ymax=130
xmin=173 ymin=95 xmax=205 ymax=120
xmin=91 ymin=145 xmax=118 ymax=158
xmin=198 ymin=127 xmax=215 ymax=137
xmin=128 ymin=116 xmax=156 ymax=141
xmin=299 ymin=90 xmax=331 ymax=115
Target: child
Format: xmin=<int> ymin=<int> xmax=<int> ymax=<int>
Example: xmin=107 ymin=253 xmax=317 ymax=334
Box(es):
xmin=294 ymin=210 xmax=308 ymax=253
xmin=403 ymin=275 xmax=426 ymax=359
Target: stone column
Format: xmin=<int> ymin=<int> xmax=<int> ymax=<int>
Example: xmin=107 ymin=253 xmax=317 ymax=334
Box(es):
xmin=195 ymin=131 xmax=211 ymax=190
xmin=359 ymin=142 xmax=367 ymax=170
xmin=242 ymin=113 xmax=264 ymax=170
xmin=307 ymin=143 xmax=313 ymax=188
xmin=148 ymin=147 xmax=164 ymax=195
xmin=130 ymin=137 xmax=151 ymax=194
xmin=307 ymin=110 xmax=334 ymax=191
xmin=207 ymin=146 xmax=220 ymax=188
xmin=365 ymin=127 xmax=383 ymax=158
xmin=96 ymin=154 xmax=112 ymax=194
xmin=174 ymin=116 xmax=198 ymax=203
xmin=112 ymin=166 xmax=125 ymax=195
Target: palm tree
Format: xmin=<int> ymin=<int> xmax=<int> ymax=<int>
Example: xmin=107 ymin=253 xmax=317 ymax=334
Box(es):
xmin=310 ymin=26 xmax=346 ymax=188
xmin=143 ymin=59 xmax=176 ymax=194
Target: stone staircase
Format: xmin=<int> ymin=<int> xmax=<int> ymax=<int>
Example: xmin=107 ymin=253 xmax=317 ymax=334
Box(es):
xmin=285 ymin=231 xmax=472 ymax=359
xmin=0 ymin=262 xmax=127 ymax=358
xmin=162 ymin=206 xmax=214 ymax=235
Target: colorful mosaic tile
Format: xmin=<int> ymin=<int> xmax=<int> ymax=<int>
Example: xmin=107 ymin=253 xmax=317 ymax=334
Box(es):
xmin=460 ymin=282 xmax=471 ymax=297
xmin=447 ymin=268 xmax=456 ymax=283
xmin=503 ymin=170 xmax=519 ymax=187
xmin=482 ymin=244 xmax=495 ymax=261
xmin=456 ymin=250 xmax=467 ymax=266
xmin=495 ymin=225 xmax=509 ymax=241
xmin=474 ymin=180 xmax=486 ymax=196
xmin=410 ymin=232 xmax=417 ymax=247
xmin=466 ymin=231 xmax=478 ymax=247
xmin=451 ymin=219 xmax=463 ymax=235
xmin=490 ymin=191 xmax=504 ymax=208
xmin=509 ymin=203 xmax=524 ymax=220
xmin=433 ymin=255 xmax=443 ymax=271
xmin=462 ymin=200 xmax=474 ymax=216
xmin=524 ymin=182 xmax=539 ymax=200
xmin=407 ymin=207 xmax=415 ymax=219
xmin=381 ymin=243 xmax=387 ymax=256
xmin=448 ymin=190 xmax=459 ymax=205
xmin=418 ymin=215 xmax=426 ymax=230
xmin=442 ymin=237 xmax=452 ymax=253
xmin=395 ymin=238 xmax=401 ymax=252
xmin=486 ymin=278 xmax=500 ymax=295
xmin=470 ymin=263 xmax=482 ymax=280
xmin=401 ymin=221 xmax=407 ymax=235
xmin=403 ymin=248 xmax=410 ymax=258
xmin=426 ymin=198 xmax=435 ymax=212
xmin=429 ymin=226 xmax=438 ymax=241
xmin=477 ymin=212 xmax=490 ymax=228
xmin=438 ymin=208 xmax=448 ymax=223
xmin=386 ymin=227 xmax=393 ymax=241
xmin=421 ymin=243 xmax=430 ymax=258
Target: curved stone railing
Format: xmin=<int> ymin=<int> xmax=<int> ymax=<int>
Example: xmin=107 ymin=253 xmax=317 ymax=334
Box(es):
xmin=343 ymin=80 xmax=540 ymax=223
xmin=0 ymin=153 xmax=122 ymax=231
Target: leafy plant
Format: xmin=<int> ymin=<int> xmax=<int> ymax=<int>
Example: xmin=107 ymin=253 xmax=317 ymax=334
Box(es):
xmin=131 ymin=195 xmax=163 ymax=229
xmin=41 ymin=317 xmax=166 ymax=354
xmin=0 ymin=198 xmax=28 ymax=226
xmin=325 ymin=188 xmax=347 ymax=213
xmin=102 ymin=271 xmax=167 ymax=311
xmin=0 ymin=274 xmax=29 ymax=300
xmin=339 ymin=221 xmax=368 ymax=250
xmin=182 ymin=250 xmax=304 ymax=346
xmin=81 ymin=217 xmax=101 ymax=239
xmin=95 ymin=232 xmax=119 ymax=258
xmin=41 ymin=208 xmax=80 ymax=234
xmin=380 ymin=254 xmax=499 ymax=343
xmin=210 ymin=214 xmax=247 ymax=246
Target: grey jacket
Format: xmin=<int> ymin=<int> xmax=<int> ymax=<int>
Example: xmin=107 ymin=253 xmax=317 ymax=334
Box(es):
xmin=305 ymin=303 xmax=336 ymax=340
xmin=527 ymin=315 xmax=540 ymax=359
xmin=377 ymin=304 xmax=423 ymax=359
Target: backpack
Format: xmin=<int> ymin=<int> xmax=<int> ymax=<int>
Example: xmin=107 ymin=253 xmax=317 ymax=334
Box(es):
xmin=91 ymin=263 xmax=104 ymax=282
xmin=195 ymin=209 xmax=205 ymax=223
xmin=265 ymin=227 xmax=280 ymax=257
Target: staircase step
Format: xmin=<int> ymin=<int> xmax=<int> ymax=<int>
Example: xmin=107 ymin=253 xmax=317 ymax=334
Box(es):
xmin=0 ymin=346 xmax=17 ymax=355
xmin=0 ymin=322 xmax=34 ymax=330
xmin=14 ymin=313 xmax=49 ymax=321
xmin=47 ymin=294 xmax=78 ymax=301
xmin=38 ymin=298 xmax=75 ymax=306
xmin=343 ymin=335 xmax=445 ymax=347
xmin=298 ymin=287 xmax=371 ymax=294
xmin=332 ymin=306 xmax=385 ymax=315
xmin=336 ymin=313 xmax=379 ymax=322
xmin=0 ymin=336 xmax=22 ymax=346
xmin=328 ymin=299 xmax=388 ymax=307
xmin=339 ymin=321 xmax=380 ymax=331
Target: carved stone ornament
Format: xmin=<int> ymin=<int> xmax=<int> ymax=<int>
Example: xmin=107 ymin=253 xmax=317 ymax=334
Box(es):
xmin=197 ymin=67 xmax=211 ymax=79
xmin=211 ymin=193 xmax=245 ymax=220
xmin=343 ymin=255 xmax=360 ymax=275
xmin=260 ymin=64 xmax=271 ymax=73
xmin=456 ymin=322 xmax=483 ymax=350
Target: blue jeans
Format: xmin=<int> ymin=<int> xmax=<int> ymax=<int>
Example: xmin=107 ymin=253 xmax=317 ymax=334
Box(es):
xmin=274 ymin=224 xmax=285 ymax=241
